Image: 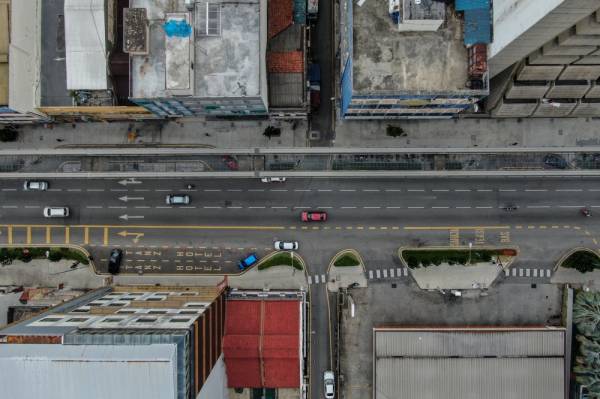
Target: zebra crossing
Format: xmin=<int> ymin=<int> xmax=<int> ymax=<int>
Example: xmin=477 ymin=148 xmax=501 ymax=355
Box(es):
xmin=368 ymin=267 xmax=410 ymax=280
xmin=505 ymin=268 xmax=552 ymax=278
xmin=307 ymin=274 xmax=328 ymax=285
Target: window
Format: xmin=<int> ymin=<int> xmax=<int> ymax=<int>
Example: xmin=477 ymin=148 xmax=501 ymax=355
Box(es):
xmin=109 ymin=302 xmax=127 ymax=307
xmin=148 ymin=310 xmax=167 ymax=314
xmin=146 ymin=297 xmax=164 ymax=301
xmin=179 ymin=310 xmax=199 ymax=315
xmin=40 ymin=317 xmax=62 ymax=323
xmin=102 ymin=318 xmax=123 ymax=323
xmin=66 ymin=318 xmax=88 ymax=323
xmin=136 ymin=318 xmax=157 ymax=323
xmin=185 ymin=303 xmax=206 ymax=308
xmin=170 ymin=318 xmax=190 ymax=323
xmin=117 ymin=309 xmax=136 ymax=314
xmin=71 ymin=308 xmax=89 ymax=313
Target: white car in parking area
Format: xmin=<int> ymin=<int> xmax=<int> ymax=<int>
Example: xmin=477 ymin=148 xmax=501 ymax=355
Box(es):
xmin=274 ymin=241 xmax=298 ymax=250
xmin=261 ymin=177 xmax=286 ymax=183
xmin=323 ymin=370 xmax=335 ymax=399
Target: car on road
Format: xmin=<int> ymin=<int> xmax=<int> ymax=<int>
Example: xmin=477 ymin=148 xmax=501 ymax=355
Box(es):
xmin=323 ymin=370 xmax=335 ymax=399
xmin=166 ymin=194 xmax=190 ymax=205
xmin=261 ymin=177 xmax=286 ymax=183
xmin=24 ymin=181 xmax=49 ymax=191
xmin=274 ymin=241 xmax=298 ymax=250
xmin=301 ymin=211 xmax=327 ymax=222
xmin=238 ymin=253 xmax=259 ymax=270
xmin=222 ymin=155 xmax=239 ymax=171
xmin=108 ymin=248 xmax=123 ymax=274
xmin=43 ymin=207 xmax=69 ymax=218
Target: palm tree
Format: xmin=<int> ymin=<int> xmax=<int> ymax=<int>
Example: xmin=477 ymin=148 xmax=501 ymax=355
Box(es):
xmin=573 ymin=291 xmax=600 ymax=339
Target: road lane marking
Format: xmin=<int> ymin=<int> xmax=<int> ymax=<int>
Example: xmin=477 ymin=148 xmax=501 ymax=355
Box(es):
xmin=525 ymin=189 xmax=547 ymax=192
xmin=227 ymin=189 xmax=243 ymax=192
xmin=318 ymin=189 xmax=332 ymax=192
xmin=385 ymin=189 xmax=401 ymax=192
xmin=65 ymin=227 xmax=70 ymax=244
xmin=155 ymin=189 xmax=171 ymax=192
xmin=405 ymin=225 xmax=510 ymax=230
xmin=407 ymin=189 xmax=424 ymax=192
xmin=432 ymin=206 xmax=449 ymax=209
xmin=294 ymin=206 xmax=310 ymax=209
xmin=294 ymin=189 xmax=310 ymax=192
xmin=341 ymin=206 xmax=356 ymax=209
xmin=26 ymin=227 xmax=31 ymax=244
xmin=386 ymin=206 xmax=401 ymax=209
xmin=84 ymin=227 xmax=89 ymax=244
xmin=476 ymin=206 xmax=493 ymax=209
xmin=110 ymin=189 xmax=127 ymax=192
xmin=180 ymin=206 xmax=196 ymax=209
xmin=86 ymin=206 xmax=103 ymax=209
xmin=67 ymin=189 xmax=82 ymax=192
xmin=248 ymin=189 xmax=265 ymax=192
xmin=103 ymin=228 xmax=109 ymax=246
xmin=340 ymin=189 xmax=356 ymax=192
xmin=2 ymin=206 xmax=17 ymax=209
xmin=86 ymin=189 xmax=105 ymax=192
xmin=248 ymin=206 xmax=266 ymax=209
xmin=499 ymin=189 xmax=516 ymax=192
xmin=203 ymin=206 xmax=222 ymax=209
xmin=134 ymin=206 xmax=151 ymax=209
xmin=556 ymin=189 xmax=582 ymax=192
xmin=271 ymin=206 xmax=288 ymax=209
xmin=317 ymin=206 xmax=332 ymax=209
xmin=133 ymin=189 xmax=150 ymax=192
xmin=109 ymin=206 xmax=127 ymax=209
xmin=46 ymin=227 xmax=51 ymax=244
xmin=364 ymin=206 xmax=381 ymax=209
xmin=407 ymin=206 xmax=424 ymax=209
xmin=558 ymin=205 xmax=583 ymax=208
xmin=48 ymin=188 xmax=62 ymax=192
xmin=456 ymin=206 xmax=471 ymax=209
xmin=24 ymin=206 xmax=40 ymax=209
xmin=363 ymin=189 xmax=380 ymax=192
xmin=7 ymin=226 xmax=12 ymax=244
xmin=270 ymin=189 xmax=288 ymax=192
xmin=204 ymin=189 xmax=221 ymax=192
xmin=1 ymin=188 xmax=16 ymax=191
xmin=454 ymin=189 xmax=471 ymax=192
xmin=476 ymin=189 xmax=492 ymax=192
xmin=527 ymin=205 xmax=550 ymax=208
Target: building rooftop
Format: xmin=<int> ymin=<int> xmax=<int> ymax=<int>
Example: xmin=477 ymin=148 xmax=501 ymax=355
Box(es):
xmin=352 ymin=0 xmax=469 ymax=93
xmin=130 ymin=0 xmax=261 ymax=99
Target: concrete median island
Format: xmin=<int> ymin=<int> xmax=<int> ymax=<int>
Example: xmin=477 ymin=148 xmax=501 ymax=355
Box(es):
xmin=552 ymin=248 xmax=600 ymax=289
xmin=399 ymin=247 xmax=518 ymax=291
xmin=0 ymin=247 xmax=90 ymax=265
xmin=257 ymin=252 xmax=304 ymax=270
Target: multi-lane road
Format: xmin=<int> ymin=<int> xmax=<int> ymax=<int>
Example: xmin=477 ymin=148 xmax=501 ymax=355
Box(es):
xmin=2 ymin=176 xmax=600 ymax=398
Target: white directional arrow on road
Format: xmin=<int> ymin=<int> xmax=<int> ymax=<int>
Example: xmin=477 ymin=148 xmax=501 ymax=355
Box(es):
xmin=118 ymin=196 xmax=145 ymax=202
xmin=119 ymin=214 xmax=145 ymax=221
xmin=118 ymin=178 xmax=142 ymax=186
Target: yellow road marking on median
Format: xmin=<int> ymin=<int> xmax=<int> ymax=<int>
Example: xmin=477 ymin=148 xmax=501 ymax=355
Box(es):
xmin=7 ymin=226 xmax=12 ymax=244
xmin=404 ymin=225 xmax=510 ymax=231
xmin=26 ymin=227 xmax=31 ymax=244
xmin=64 ymin=227 xmax=70 ymax=244
xmin=103 ymin=227 xmax=109 ymax=246
xmin=84 ymin=227 xmax=89 ymax=244
xmin=46 ymin=227 xmax=51 ymax=244
xmin=539 ymin=225 xmax=547 ymax=229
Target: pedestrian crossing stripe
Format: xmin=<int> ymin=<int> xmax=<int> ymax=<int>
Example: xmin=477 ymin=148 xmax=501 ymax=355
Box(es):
xmin=506 ymin=268 xmax=552 ymax=278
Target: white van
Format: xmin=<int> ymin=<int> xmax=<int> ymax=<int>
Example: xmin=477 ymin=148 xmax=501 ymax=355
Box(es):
xmin=43 ymin=207 xmax=69 ymax=218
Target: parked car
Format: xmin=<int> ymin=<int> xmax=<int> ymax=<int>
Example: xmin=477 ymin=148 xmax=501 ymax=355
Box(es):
xmin=261 ymin=177 xmax=286 ymax=183
xmin=543 ymin=154 xmax=567 ymax=169
xmin=43 ymin=207 xmax=69 ymax=218
xmin=301 ymin=211 xmax=327 ymax=222
xmin=23 ymin=181 xmax=49 ymax=191
xmin=166 ymin=194 xmax=190 ymax=205
xmin=222 ymin=155 xmax=239 ymax=171
xmin=274 ymin=241 xmax=298 ymax=250
xmin=238 ymin=253 xmax=259 ymax=270
xmin=108 ymin=248 xmax=123 ymax=274
xmin=323 ymin=370 xmax=335 ymax=399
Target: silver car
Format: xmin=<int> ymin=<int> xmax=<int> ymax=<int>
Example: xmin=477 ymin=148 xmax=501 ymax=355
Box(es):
xmin=261 ymin=177 xmax=286 ymax=183
xmin=166 ymin=194 xmax=190 ymax=205
xmin=24 ymin=181 xmax=49 ymax=191
xmin=323 ymin=370 xmax=335 ymax=399
xmin=274 ymin=241 xmax=299 ymax=250
xmin=43 ymin=207 xmax=69 ymax=218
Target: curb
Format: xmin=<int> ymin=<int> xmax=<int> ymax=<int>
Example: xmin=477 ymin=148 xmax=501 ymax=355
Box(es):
xmin=554 ymin=246 xmax=599 ymax=273
xmin=255 ymin=250 xmax=306 ymax=271
xmin=327 ymin=249 xmax=365 ymax=274
xmin=0 ymin=243 xmax=94 ymax=269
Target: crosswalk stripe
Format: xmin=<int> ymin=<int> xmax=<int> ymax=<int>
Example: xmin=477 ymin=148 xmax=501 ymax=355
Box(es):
xmin=390 ymin=268 xmax=395 ymax=278
xmin=397 ymin=268 xmax=402 ymax=277
xmin=504 ymin=269 xmax=510 ymax=277
xmin=403 ymin=268 xmax=408 ymax=277
xmin=369 ymin=270 xmax=373 ymax=279
xmin=321 ymin=274 xmax=326 ymax=283
xmin=526 ymin=269 xmax=530 ymax=277
xmin=533 ymin=269 xmax=538 ymax=277
xmin=519 ymin=269 xmax=524 ymax=277
xmin=308 ymin=275 xmax=313 ymax=284
xmin=383 ymin=269 xmax=388 ymax=278
xmin=376 ymin=269 xmax=381 ymax=278
xmin=511 ymin=268 xmax=517 ymax=277
xmin=546 ymin=269 xmax=551 ymax=278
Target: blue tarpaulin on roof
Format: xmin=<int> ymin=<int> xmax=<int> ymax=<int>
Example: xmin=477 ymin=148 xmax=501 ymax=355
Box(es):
xmin=456 ymin=0 xmax=490 ymax=11
xmin=463 ymin=7 xmax=491 ymax=45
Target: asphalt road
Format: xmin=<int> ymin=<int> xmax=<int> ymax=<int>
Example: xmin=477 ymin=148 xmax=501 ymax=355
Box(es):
xmin=3 ymin=176 xmax=600 ymax=399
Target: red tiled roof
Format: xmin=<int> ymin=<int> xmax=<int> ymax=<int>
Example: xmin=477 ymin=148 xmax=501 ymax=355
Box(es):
xmin=267 ymin=51 xmax=304 ymax=73
xmin=223 ymin=299 xmax=301 ymax=388
xmin=268 ymin=0 xmax=293 ymax=39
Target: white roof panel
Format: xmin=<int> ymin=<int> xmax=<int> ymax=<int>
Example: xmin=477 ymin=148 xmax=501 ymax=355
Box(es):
xmin=64 ymin=0 xmax=108 ymax=90
xmin=0 ymin=343 xmax=178 ymax=399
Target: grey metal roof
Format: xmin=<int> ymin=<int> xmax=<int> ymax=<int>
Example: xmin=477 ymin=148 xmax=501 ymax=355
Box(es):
xmin=375 ymin=329 xmax=565 ymax=358
xmin=268 ymin=73 xmax=305 ymax=107
xmin=0 ymin=343 xmax=178 ymax=399
xmin=374 ymin=328 xmax=565 ymax=399
xmin=375 ymin=357 xmax=564 ymax=399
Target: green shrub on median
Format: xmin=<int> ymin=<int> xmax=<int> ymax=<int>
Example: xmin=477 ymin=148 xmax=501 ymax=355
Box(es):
xmin=258 ymin=253 xmax=303 ymax=270
xmin=0 ymin=247 xmax=89 ymax=265
xmin=403 ymin=249 xmax=502 ymax=269
xmin=333 ymin=253 xmax=360 ymax=267
xmin=561 ymin=250 xmax=600 ymax=273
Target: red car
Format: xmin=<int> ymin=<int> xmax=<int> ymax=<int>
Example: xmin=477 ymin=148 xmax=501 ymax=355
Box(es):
xmin=301 ymin=211 xmax=327 ymax=222
xmin=222 ymin=155 xmax=239 ymax=171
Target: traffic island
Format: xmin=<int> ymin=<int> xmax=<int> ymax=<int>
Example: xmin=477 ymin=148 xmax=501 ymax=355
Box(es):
xmin=257 ymin=252 xmax=304 ymax=270
xmin=226 ymin=251 xmax=308 ymax=290
xmin=399 ymin=246 xmax=518 ymax=292
xmin=327 ymin=249 xmax=367 ymax=292
xmin=551 ymin=248 xmax=600 ymax=289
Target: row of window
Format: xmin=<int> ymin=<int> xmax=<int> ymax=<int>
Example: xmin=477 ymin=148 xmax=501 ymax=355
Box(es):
xmin=38 ymin=316 xmax=193 ymax=324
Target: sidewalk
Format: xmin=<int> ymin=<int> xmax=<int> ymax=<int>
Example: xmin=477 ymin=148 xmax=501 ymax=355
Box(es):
xmin=10 ymin=119 xmax=308 ymax=150
xmin=335 ymin=118 xmax=600 ymax=148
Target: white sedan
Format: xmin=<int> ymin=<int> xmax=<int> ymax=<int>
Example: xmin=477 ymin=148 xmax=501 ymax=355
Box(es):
xmin=274 ymin=241 xmax=298 ymax=250
xmin=261 ymin=177 xmax=286 ymax=183
xmin=323 ymin=370 xmax=335 ymax=399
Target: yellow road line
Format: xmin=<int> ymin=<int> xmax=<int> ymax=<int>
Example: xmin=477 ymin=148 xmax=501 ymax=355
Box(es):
xmin=26 ymin=227 xmax=31 ymax=244
xmin=7 ymin=226 xmax=12 ymax=244
xmin=103 ymin=227 xmax=109 ymax=246
xmin=404 ymin=225 xmax=510 ymax=231
xmin=0 ymin=224 xmax=287 ymax=230
xmin=65 ymin=227 xmax=70 ymax=244
xmin=46 ymin=227 xmax=52 ymax=244
xmin=84 ymin=227 xmax=89 ymax=245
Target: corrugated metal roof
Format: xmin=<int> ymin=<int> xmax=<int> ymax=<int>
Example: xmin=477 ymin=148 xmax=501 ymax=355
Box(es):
xmin=376 ymin=357 xmax=564 ymax=399
xmin=269 ymin=73 xmax=304 ymax=107
xmin=0 ymin=343 xmax=178 ymax=399
xmin=375 ymin=330 xmax=565 ymax=358
xmin=64 ymin=0 xmax=108 ymax=90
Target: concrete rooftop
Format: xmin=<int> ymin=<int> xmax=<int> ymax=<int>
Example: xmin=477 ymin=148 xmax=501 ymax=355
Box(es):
xmin=130 ymin=0 xmax=260 ymax=99
xmin=352 ymin=1 xmax=469 ymax=93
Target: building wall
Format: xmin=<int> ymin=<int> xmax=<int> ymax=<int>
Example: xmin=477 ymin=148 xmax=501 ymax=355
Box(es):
xmin=490 ymin=0 xmax=600 ymax=77
xmin=195 ymin=289 xmax=226 ymax=396
xmin=132 ymin=97 xmax=267 ymax=118
xmin=197 ymin=354 xmax=229 ymax=399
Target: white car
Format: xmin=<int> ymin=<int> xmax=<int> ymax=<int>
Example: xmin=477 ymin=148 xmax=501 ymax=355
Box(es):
xmin=261 ymin=177 xmax=286 ymax=183
xmin=274 ymin=241 xmax=298 ymax=250
xmin=323 ymin=371 xmax=335 ymax=399
xmin=23 ymin=181 xmax=49 ymax=191
xmin=43 ymin=207 xmax=69 ymax=218
xmin=166 ymin=194 xmax=190 ymax=205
